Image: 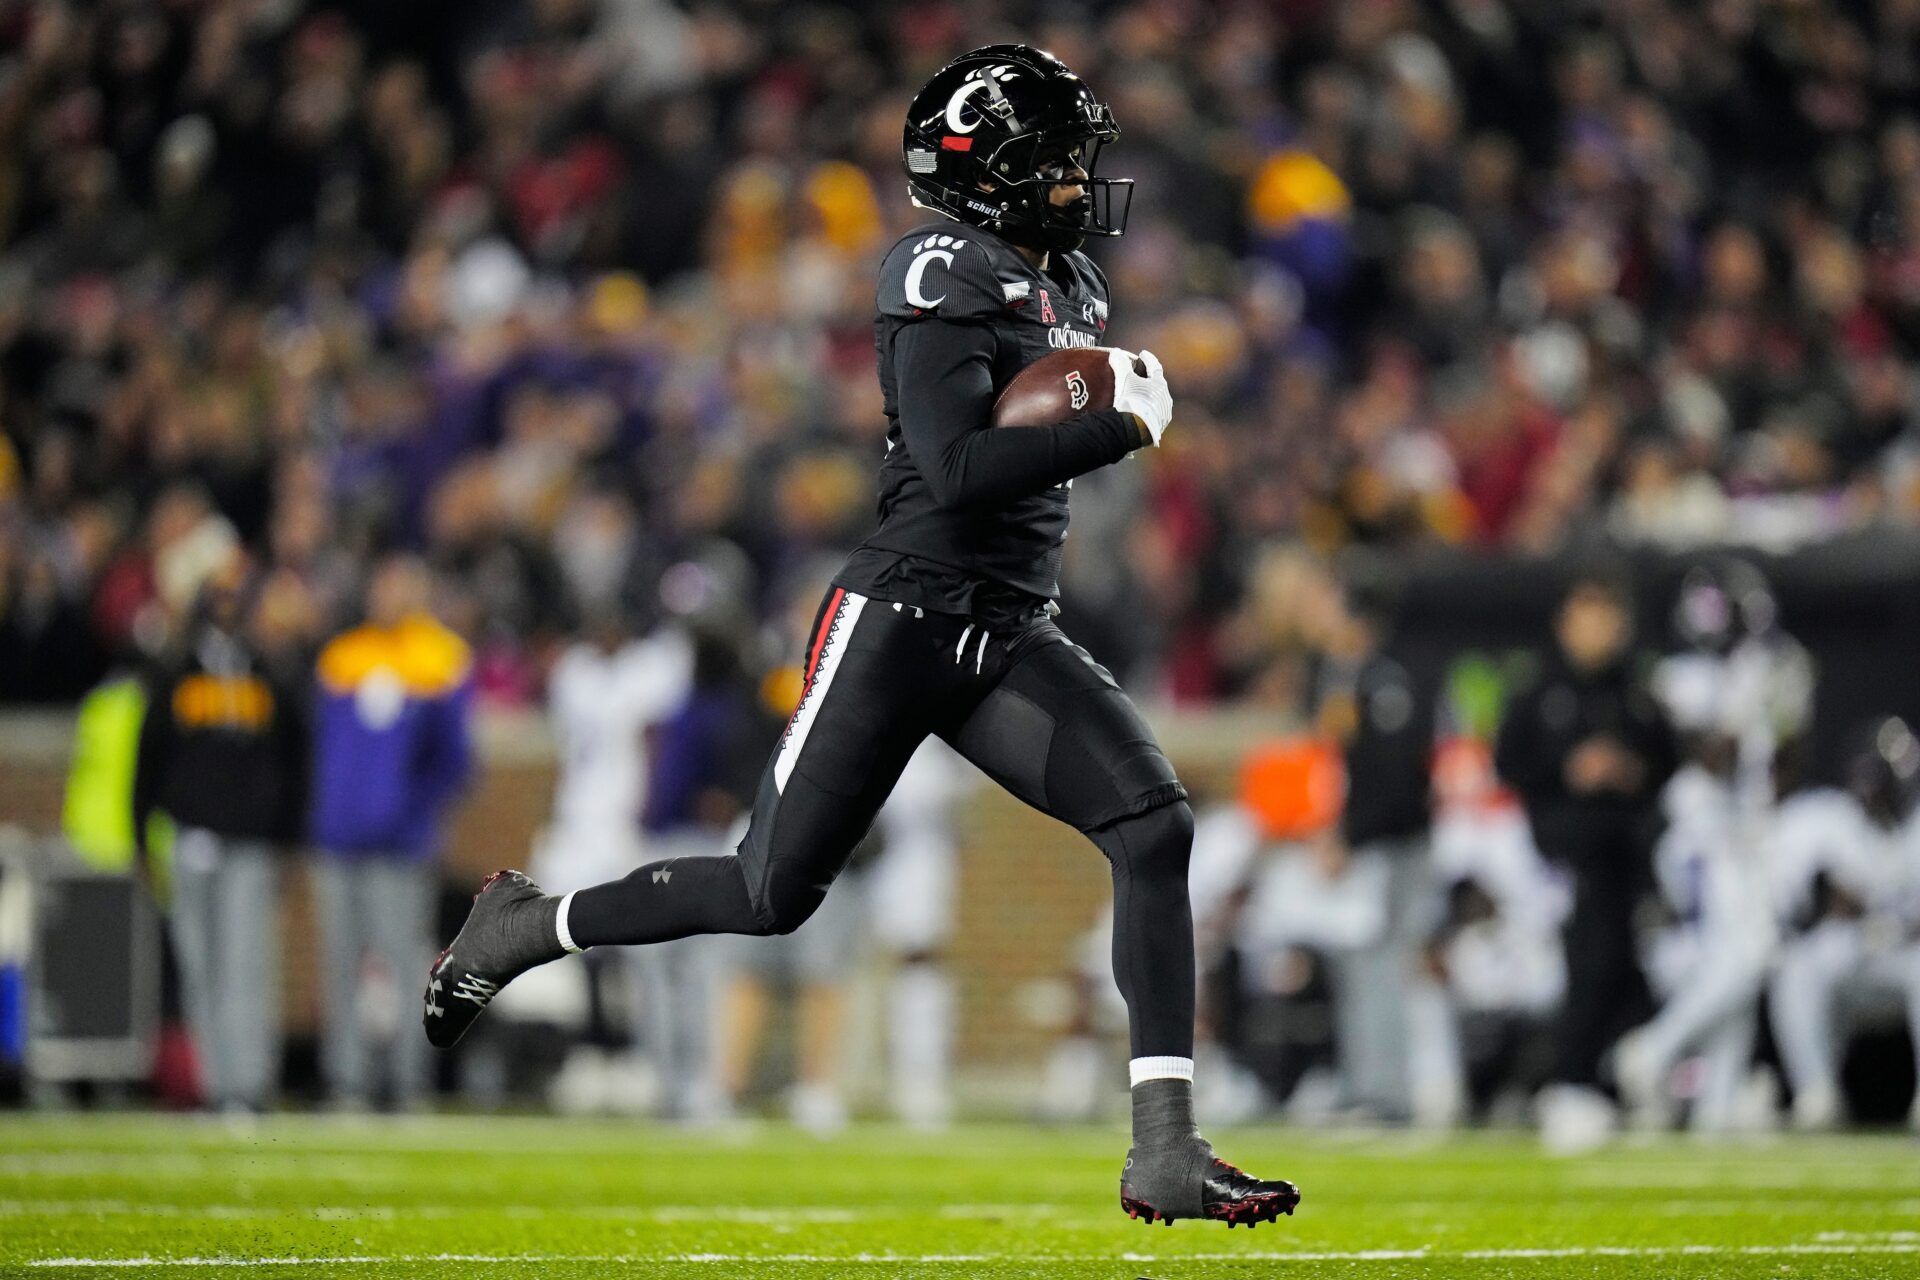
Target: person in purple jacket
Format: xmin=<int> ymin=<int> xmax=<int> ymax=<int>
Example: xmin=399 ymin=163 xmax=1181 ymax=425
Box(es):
xmin=310 ymin=554 xmax=472 ymax=1109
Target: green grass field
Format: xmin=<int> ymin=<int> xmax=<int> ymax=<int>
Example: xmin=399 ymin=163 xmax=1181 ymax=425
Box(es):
xmin=4 ymin=1116 xmax=1920 ymax=1278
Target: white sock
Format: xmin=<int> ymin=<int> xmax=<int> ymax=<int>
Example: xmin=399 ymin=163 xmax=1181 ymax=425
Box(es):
xmin=555 ymin=891 xmax=586 ymax=955
xmin=889 ymin=961 xmax=952 ymax=1120
xmin=1129 ymin=1055 xmax=1195 ymax=1087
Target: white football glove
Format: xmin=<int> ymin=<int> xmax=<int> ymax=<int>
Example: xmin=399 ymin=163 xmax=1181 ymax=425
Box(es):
xmin=1109 ymin=347 xmax=1172 ymax=447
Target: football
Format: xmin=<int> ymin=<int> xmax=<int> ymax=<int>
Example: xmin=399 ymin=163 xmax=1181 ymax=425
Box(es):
xmin=991 ymin=346 xmax=1134 ymax=427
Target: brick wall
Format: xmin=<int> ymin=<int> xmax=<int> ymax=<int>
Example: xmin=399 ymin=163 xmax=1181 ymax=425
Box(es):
xmin=0 ymin=708 xmax=1277 ymax=1068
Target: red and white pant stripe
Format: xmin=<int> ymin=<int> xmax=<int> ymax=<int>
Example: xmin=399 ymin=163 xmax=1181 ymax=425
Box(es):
xmin=773 ymin=589 xmax=867 ymax=794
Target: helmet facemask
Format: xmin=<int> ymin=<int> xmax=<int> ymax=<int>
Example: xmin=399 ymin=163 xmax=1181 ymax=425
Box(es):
xmin=977 ymin=127 xmax=1133 ymax=253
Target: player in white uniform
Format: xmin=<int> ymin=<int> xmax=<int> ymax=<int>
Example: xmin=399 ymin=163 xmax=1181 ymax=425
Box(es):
xmin=534 ymin=611 xmax=694 ymax=1113
xmin=865 ymin=738 xmax=971 ymax=1128
xmin=541 ymin=618 xmax=693 ymax=892
xmin=1620 ymin=768 xmax=1774 ymax=1129
xmin=1768 ymin=718 xmax=1920 ymax=1130
xmin=1618 ymin=560 xmax=1810 ymax=1129
xmin=722 ymin=738 xmax=972 ymax=1132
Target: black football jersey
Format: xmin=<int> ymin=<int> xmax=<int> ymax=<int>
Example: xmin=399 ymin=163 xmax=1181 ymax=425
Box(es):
xmin=833 ymin=221 xmax=1137 ymax=625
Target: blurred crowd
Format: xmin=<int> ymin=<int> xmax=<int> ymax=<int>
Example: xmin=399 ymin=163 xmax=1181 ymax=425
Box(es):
xmin=6 ymin=0 xmax=1920 ymax=708
xmin=1047 ymin=557 xmax=1920 ymax=1143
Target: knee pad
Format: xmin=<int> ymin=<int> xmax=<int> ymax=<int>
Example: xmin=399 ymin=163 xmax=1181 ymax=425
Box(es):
xmin=1096 ymin=800 xmax=1194 ymax=883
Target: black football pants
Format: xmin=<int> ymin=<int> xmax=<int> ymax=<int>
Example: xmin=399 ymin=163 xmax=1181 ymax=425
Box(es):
xmin=1552 ymin=849 xmax=1656 ymax=1088
xmin=567 ymin=586 xmax=1196 ymax=1058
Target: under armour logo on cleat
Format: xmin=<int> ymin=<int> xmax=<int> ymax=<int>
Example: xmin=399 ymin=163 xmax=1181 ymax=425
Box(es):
xmin=425 ymin=1002 xmax=442 ymax=1018
xmin=652 ymin=869 xmax=672 ymax=884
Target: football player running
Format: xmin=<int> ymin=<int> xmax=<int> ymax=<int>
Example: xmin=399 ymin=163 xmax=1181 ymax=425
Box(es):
xmin=424 ymin=45 xmax=1300 ymax=1228
xmin=1618 ymin=561 xmax=1810 ymax=1129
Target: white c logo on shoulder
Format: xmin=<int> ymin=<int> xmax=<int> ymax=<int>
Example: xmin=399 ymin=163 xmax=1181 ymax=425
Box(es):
xmin=905 ymin=237 xmax=957 ymax=308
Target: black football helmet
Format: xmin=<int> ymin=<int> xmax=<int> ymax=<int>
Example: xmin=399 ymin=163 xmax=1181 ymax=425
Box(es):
xmin=901 ymin=44 xmax=1132 ymax=254
xmin=1844 ymin=715 xmax=1920 ymax=828
xmin=1672 ymin=556 xmax=1776 ymax=654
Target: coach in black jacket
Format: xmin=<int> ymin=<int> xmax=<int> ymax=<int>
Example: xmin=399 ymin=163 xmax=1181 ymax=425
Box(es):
xmin=134 ymin=567 xmax=308 ymax=1113
xmin=1496 ymin=570 xmax=1676 ymax=1145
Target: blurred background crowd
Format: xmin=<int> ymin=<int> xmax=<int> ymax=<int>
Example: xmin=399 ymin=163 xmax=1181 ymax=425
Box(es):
xmin=3 ymin=0 xmax=1920 ymax=1143
xmin=5 ymin=0 xmax=1920 ymax=702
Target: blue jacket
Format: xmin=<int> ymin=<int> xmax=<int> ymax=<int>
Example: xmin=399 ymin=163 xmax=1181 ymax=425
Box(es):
xmin=309 ymin=615 xmax=473 ymax=857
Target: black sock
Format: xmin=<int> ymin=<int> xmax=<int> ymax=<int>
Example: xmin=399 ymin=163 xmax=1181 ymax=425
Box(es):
xmin=566 ymin=855 xmax=763 ymax=948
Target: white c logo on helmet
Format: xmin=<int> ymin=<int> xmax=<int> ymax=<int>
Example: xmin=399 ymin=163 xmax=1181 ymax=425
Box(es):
xmin=944 ymin=65 xmax=1014 ymax=134
xmin=905 ymin=241 xmax=956 ymax=308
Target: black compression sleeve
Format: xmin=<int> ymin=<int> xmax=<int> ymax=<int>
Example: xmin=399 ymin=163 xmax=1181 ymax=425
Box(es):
xmin=893 ymin=318 xmax=1139 ymax=509
xmin=567 ymin=855 xmax=763 ymax=946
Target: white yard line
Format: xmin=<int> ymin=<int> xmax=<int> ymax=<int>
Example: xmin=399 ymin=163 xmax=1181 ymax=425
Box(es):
xmin=9 ymin=1195 xmax=1920 ymax=1222
xmin=17 ymin=1149 xmax=1920 ymax=1180
xmin=27 ymin=1243 xmax=1920 ymax=1268
xmin=1571 ymin=1167 xmax=1920 ymax=1190
xmin=0 ymin=1200 xmax=1031 ymax=1223
xmin=0 ymin=1155 xmax=409 ymax=1177
xmin=1815 ymin=1231 xmax=1920 ymax=1243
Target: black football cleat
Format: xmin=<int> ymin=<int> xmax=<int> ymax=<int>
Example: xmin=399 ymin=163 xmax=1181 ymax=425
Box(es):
xmin=1121 ymin=1147 xmax=1301 ymax=1228
xmin=424 ymin=870 xmax=564 ymax=1049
